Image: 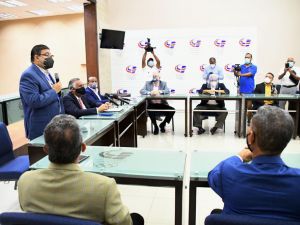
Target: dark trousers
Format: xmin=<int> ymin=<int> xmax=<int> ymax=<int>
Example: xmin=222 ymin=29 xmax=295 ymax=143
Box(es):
xmin=147 ymin=103 xmax=175 ymax=126
xmin=193 ymin=104 xmax=228 ymax=129
xmin=131 ymin=213 xmax=144 ymax=225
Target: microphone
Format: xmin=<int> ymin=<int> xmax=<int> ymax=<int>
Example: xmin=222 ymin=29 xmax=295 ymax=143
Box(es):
xmin=104 ymin=93 xmax=119 ymax=107
xmin=54 ymin=73 xmax=59 ymax=83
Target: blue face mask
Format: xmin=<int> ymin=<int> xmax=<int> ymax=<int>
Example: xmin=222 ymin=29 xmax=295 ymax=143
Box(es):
xmin=147 ymin=60 xmax=154 ymax=67
xmin=245 ymin=58 xmax=251 ymax=64
xmin=288 ymin=62 xmax=294 ymax=68
xmin=91 ymin=83 xmax=97 ymax=89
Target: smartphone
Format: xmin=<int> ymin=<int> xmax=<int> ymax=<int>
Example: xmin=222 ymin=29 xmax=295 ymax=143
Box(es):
xmin=78 ymin=155 xmax=89 ymax=163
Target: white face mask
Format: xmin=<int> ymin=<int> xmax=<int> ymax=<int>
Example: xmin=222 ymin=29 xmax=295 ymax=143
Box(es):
xmin=288 ymin=62 xmax=294 ymax=68
xmin=210 ymin=81 xmax=218 ymax=89
xmin=245 ymin=58 xmax=251 ymax=64
xmin=264 ymin=77 xmax=271 ymax=84
xmin=210 ymin=64 xmax=216 ymax=68
xmin=147 ymin=61 xmax=154 ymax=67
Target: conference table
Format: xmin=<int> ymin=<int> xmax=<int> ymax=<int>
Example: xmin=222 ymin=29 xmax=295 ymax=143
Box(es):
xmin=81 ymin=105 xmax=136 ymax=147
xmin=0 ymin=93 xmax=22 ymax=125
xmin=241 ymin=94 xmax=300 ymax=138
xmin=30 ymin=146 xmax=186 ymax=225
xmin=188 ymin=150 xmax=300 ymax=225
xmin=27 ymin=119 xmax=115 ymax=164
xmin=189 ymin=94 xmax=242 ymax=137
xmin=145 ymin=94 xmax=188 ymax=137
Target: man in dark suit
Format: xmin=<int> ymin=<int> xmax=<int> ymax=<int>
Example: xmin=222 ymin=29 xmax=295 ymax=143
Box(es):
xmin=193 ymin=74 xmax=230 ymax=135
xmin=140 ymin=73 xmax=175 ymax=135
xmin=19 ymin=44 xmax=64 ymax=140
xmin=253 ymin=72 xmax=278 ymax=110
xmin=208 ymin=106 xmax=300 ymax=222
xmin=63 ymin=78 xmax=110 ymax=119
xmin=85 ymin=76 xmax=109 ymax=107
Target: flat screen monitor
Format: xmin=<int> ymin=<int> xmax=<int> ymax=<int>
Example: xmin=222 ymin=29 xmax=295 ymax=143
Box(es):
xmin=100 ymin=29 xmax=125 ymax=50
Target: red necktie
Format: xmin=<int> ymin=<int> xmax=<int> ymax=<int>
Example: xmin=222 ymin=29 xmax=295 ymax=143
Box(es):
xmin=78 ymin=98 xmax=85 ymax=109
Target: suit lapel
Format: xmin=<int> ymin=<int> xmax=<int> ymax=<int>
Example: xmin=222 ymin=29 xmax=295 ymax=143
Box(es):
xmin=70 ymin=93 xmax=81 ymax=109
xmin=31 ymin=64 xmax=52 ymax=89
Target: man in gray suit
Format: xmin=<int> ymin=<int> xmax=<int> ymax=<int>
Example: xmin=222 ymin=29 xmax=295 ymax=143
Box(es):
xmin=140 ymin=73 xmax=175 ymax=134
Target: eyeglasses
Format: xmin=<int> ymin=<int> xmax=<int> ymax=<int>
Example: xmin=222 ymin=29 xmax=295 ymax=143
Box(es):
xmin=40 ymin=53 xmax=54 ymax=58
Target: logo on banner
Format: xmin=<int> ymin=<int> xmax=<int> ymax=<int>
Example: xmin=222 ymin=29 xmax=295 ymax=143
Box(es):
xmin=190 ymin=39 xmax=201 ymax=47
xmin=224 ymin=64 xmax=234 ymax=72
xmin=200 ymin=64 xmax=206 ymax=72
xmin=175 ymin=64 xmax=186 ymax=73
xmin=239 ymin=38 xmax=251 ymax=47
xmin=214 ymin=39 xmax=226 ymax=47
xmin=138 ymin=40 xmax=148 ymax=49
xmin=126 ymin=65 xmax=137 ymax=74
xmin=164 ymin=40 xmax=176 ymax=48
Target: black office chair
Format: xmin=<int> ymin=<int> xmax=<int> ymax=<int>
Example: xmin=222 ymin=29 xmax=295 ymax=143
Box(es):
xmin=205 ymin=214 xmax=300 ymax=225
xmin=150 ymin=116 xmax=174 ymax=133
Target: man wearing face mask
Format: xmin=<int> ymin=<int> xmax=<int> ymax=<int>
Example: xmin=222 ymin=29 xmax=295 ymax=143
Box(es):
xmin=208 ymin=106 xmax=300 ymax=222
xmin=19 ymin=44 xmax=64 ymax=140
xmin=203 ymin=57 xmax=224 ymax=83
xmin=63 ymin=78 xmax=110 ymax=119
xmin=140 ymin=73 xmax=175 ymax=135
xmin=85 ymin=76 xmax=109 ymax=107
xmin=253 ymin=72 xmax=278 ymax=110
xmin=142 ymin=49 xmax=161 ymax=78
xmin=278 ymin=57 xmax=300 ymax=109
xmin=233 ymin=53 xmax=257 ymax=124
xmin=193 ymin=74 xmax=230 ymax=135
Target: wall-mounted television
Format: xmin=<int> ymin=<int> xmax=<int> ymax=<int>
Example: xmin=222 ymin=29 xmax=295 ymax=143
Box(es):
xmin=100 ymin=29 xmax=125 ymax=50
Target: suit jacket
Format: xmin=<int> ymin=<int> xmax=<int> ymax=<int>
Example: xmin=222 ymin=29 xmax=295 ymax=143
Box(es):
xmin=63 ymin=92 xmax=97 ymax=119
xmin=208 ymin=155 xmax=300 ymax=222
xmin=85 ymin=87 xmax=109 ymax=107
xmin=19 ymin=64 xmax=64 ymax=140
xmin=198 ymin=83 xmax=230 ymax=108
xmin=18 ymin=163 xmax=132 ymax=225
xmin=140 ymin=81 xmax=170 ymax=105
xmin=253 ymin=82 xmax=278 ymax=109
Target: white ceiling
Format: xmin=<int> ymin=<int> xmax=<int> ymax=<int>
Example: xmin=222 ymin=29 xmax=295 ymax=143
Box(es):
xmin=0 ymin=0 xmax=88 ymax=21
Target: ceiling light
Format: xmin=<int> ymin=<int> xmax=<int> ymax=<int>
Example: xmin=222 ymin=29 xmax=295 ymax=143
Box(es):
xmin=66 ymin=4 xmax=83 ymax=12
xmin=28 ymin=9 xmax=50 ymax=15
xmin=48 ymin=0 xmax=72 ymax=3
xmin=0 ymin=1 xmax=16 ymax=7
xmin=5 ymin=0 xmax=27 ymax=6
xmin=0 ymin=12 xmax=17 ymax=19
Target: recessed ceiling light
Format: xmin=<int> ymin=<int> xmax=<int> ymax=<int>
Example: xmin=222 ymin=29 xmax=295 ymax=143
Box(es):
xmin=66 ymin=4 xmax=83 ymax=12
xmin=0 ymin=1 xmax=16 ymax=7
xmin=5 ymin=0 xmax=27 ymax=6
xmin=28 ymin=9 xmax=50 ymax=15
xmin=0 ymin=12 xmax=17 ymax=19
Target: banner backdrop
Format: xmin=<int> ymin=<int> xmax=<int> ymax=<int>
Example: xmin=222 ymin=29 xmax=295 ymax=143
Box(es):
xmin=110 ymin=27 xmax=257 ymax=109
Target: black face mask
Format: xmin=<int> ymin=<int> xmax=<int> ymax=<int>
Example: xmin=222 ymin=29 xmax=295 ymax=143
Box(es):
xmin=75 ymin=87 xmax=86 ymax=95
xmin=43 ymin=57 xmax=54 ymax=69
xmin=246 ymin=133 xmax=254 ymax=152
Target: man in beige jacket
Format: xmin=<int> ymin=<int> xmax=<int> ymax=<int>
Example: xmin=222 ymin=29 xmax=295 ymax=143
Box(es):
xmin=18 ymin=114 xmax=143 ymax=225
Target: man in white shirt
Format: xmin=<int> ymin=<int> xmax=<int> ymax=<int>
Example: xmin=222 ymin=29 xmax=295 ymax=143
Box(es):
xmin=278 ymin=57 xmax=300 ymax=108
xmin=142 ymin=49 xmax=161 ymax=78
xmin=203 ymin=57 xmax=224 ymax=83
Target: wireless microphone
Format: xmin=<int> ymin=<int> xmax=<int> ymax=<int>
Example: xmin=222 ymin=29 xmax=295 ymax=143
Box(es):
xmin=54 ymin=73 xmax=61 ymax=97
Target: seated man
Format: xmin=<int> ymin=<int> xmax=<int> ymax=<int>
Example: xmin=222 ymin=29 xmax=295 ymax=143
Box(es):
xmin=18 ymin=115 xmax=144 ymax=225
xmin=85 ymin=76 xmax=109 ymax=107
xmin=193 ymin=74 xmax=229 ymax=135
xmin=253 ymin=72 xmax=278 ymax=110
xmin=140 ymin=72 xmax=175 ymax=135
xmin=63 ymin=78 xmax=110 ymax=119
xmin=208 ymin=105 xmax=300 ymax=222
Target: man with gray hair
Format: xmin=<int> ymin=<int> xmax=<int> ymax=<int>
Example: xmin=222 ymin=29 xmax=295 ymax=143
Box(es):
xmin=193 ymin=74 xmax=229 ymax=135
xmin=208 ymin=105 xmax=300 ymax=222
xmin=18 ymin=115 xmax=144 ymax=225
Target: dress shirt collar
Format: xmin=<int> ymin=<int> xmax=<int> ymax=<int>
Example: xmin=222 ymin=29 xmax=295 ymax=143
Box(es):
xmin=36 ymin=64 xmax=49 ymax=75
xmin=251 ymin=155 xmax=285 ymax=165
xmin=48 ymin=162 xmax=82 ymax=171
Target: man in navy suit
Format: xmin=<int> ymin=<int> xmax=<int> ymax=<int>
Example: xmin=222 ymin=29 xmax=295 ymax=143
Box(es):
xmin=85 ymin=76 xmax=108 ymax=107
xmin=63 ymin=78 xmax=110 ymax=119
xmin=19 ymin=45 xmax=64 ymax=140
xmin=208 ymin=105 xmax=300 ymax=222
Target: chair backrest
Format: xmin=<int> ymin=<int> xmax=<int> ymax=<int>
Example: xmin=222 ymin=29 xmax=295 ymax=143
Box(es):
xmin=0 ymin=122 xmax=15 ymax=166
xmin=205 ymin=214 xmax=300 ymax=225
xmin=0 ymin=212 xmax=103 ymax=225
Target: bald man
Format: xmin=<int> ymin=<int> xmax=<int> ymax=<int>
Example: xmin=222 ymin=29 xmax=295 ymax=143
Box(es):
xmin=278 ymin=57 xmax=300 ymax=109
xmin=85 ymin=76 xmax=109 ymax=107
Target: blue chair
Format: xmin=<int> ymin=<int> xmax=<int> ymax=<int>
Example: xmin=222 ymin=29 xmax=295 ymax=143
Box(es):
xmin=205 ymin=214 xmax=300 ymax=225
xmin=0 ymin=212 xmax=103 ymax=225
xmin=0 ymin=122 xmax=29 ymax=190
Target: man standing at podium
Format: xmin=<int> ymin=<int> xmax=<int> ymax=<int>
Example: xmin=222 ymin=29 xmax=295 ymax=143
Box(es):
xmin=19 ymin=44 xmax=63 ymax=140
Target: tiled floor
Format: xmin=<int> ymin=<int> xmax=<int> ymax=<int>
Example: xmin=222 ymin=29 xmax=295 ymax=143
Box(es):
xmin=0 ymin=112 xmax=299 ymax=225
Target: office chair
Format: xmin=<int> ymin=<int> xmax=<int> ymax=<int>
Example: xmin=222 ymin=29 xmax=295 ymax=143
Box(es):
xmin=205 ymin=213 xmax=300 ymax=225
xmin=0 ymin=122 xmax=29 ymax=190
xmin=0 ymin=212 xmax=103 ymax=225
